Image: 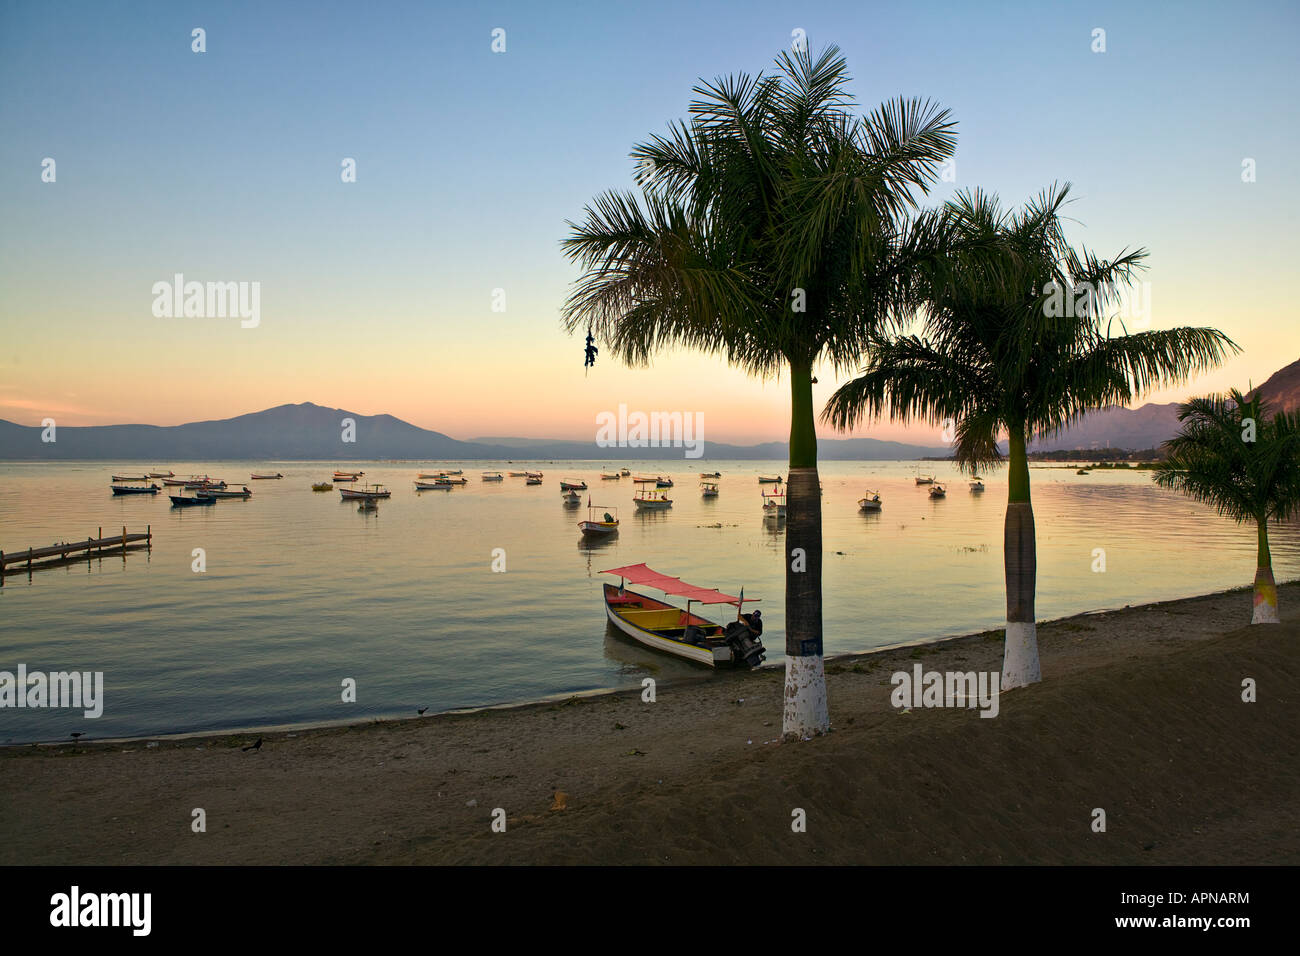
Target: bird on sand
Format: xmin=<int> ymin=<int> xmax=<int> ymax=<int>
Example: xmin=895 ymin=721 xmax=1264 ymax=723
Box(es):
xmin=242 ymin=737 xmax=263 ymax=752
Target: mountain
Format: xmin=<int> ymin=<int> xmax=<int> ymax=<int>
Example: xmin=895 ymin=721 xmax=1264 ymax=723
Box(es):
xmin=1028 ymin=357 xmax=1300 ymax=451
xmin=0 ymin=403 xmax=950 ymax=461
xmin=1250 ymin=357 xmax=1300 ymax=414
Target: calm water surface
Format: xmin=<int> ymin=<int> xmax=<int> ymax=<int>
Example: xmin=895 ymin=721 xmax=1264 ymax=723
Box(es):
xmin=1 ymin=459 xmax=1296 ymax=743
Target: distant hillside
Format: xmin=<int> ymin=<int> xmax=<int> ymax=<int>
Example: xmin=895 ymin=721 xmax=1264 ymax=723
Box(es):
xmin=0 ymin=403 xmax=950 ymax=461
xmin=1249 ymin=357 xmax=1300 ymax=414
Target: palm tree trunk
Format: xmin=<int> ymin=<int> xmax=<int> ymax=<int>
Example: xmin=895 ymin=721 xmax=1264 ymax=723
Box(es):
xmin=782 ymin=359 xmax=829 ymax=739
xmin=1252 ymin=516 xmax=1279 ymax=624
xmin=1002 ymin=422 xmax=1041 ymax=689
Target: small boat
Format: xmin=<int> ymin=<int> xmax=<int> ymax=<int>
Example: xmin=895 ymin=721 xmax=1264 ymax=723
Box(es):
xmin=600 ymin=472 xmax=621 ymax=480
xmin=579 ymin=501 xmax=619 ymax=537
xmin=969 ymin=478 xmax=985 ymax=492
xmin=915 ymin=475 xmax=935 ymax=485
xmin=929 ymin=484 xmax=946 ymax=499
xmin=442 ymin=469 xmax=463 ymax=476
xmin=333 ymin=471 xmax=364 ymax=482
xmin=526 ymin=476 xmax=543 ymax=486
xmin=562 ymin=490 xmax=582 ymax=505
xmin=339 ymin=483 xmax=391 ymax=500
xmin=700 ymin=481 xmax=719 ymax=498
xmin=111 ymin=474 xmax=149 ymax=482
xmin=619 ymin=469 xmax=631 ymax=476
xmin=632 ymin=476 xmax=659 ymax=484
xmin=169 ymin=494 xmax=215 ymax=507
xmin=311 ymin=482 xmax=333 ymax=492
xmin=1076 ymin=468 xmax=1090 ymax=475
xmin=656 ymin=478 xmax=674 ymax=488
xmin=757 ymin=475 xmax=783 ymax=484
xmin=699 ymin=472 xmax=721 ymax=478
xmin=858 ymin=491 xmax=882 ymax=512
xmin=198 ymin=487 xmax=253 ymax=499
xmin=633 ymin=490 xmax=672 ymax=510
xmin=761 ymin=489 xmax=786 ymax=517
xmin=600 ymin=563 xmax=766 ymax=668
xmin=148 ymin=470 xmax=174 ymax=478
xmin=250 ymin=473 xmax=283 ymax=480
xmin=482 ymin=472 xmax=504 ymax=481
xmin=185 ymin=479 xmax=227 ymax=490
xmin=507 ymin=471 xmax=528 ymax=477
xmin=560 ymin=480 xmax=588 ymax=491
xmin=161 ymin=478 xmax=189 ymax=486
xmin=436 ymin=475 xmax=468 ymax=485
xmin=111 ymin=483 xmax=160 ymax=495
xmin=525 ymin=471 xmax=544 ymax=479
xmin=414 ymin=480 xmax=452 ymax=491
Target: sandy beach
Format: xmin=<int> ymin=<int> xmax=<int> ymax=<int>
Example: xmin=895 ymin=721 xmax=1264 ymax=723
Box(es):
xmin=3 ymin=582 xmax=1296 ymax=866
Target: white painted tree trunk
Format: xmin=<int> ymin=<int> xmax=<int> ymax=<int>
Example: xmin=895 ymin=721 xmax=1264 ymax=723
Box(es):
xmin=1252 ymin=569 xmax=1280 ymax=624
xmin=782 ymin=653 xmax=829 ymax=740
xmin=1001 ymin=620 xmax=1041 ymax=690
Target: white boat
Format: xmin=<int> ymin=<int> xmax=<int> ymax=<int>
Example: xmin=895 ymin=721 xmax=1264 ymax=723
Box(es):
xmin=761 ymin=489 xmax=786 ymax=517
xmin=436 ymin=475 xmax=468 ymax=485
xmin=633 ymin=489 xmax=672 ymax=510
xmin=600 ymin=472 xmax=621 ymax=480
xmin=757 ymin=475 xmax=783 ymax=484
xmin=507 ymin=471 xmax=528 ymax=477
xmin=858 ymin=491 xmax=882 ymax=512
xmin=700 ymin=481 xmax=719 ymax=498
xmin=915 ymin=475 xmax=935 ymax=485
xmin=929 ymin=484 xmax=946 ymax=499
xmin=562 ymin=490 xmax=582 ymax=504
xmin=147 ymin=470 xmax=174 ymax=478
xmin=969 ymin=477 xmax=984 ymax=492
xmin=198 ymin=486 xmax=253 ymax=499
xmin=250 ymin=473 xmax=283 ymax=480
xmin=579 ymin=502 xmax=620 ymax=537
xmin=599 ymin=563 xmax=765 ymax=668
xmin=340 ymin=483 xmax=391 ymax=500
xmin=482 ymin=472 xmax=504 ymax=481
xmin=442 ymin=469 xmax=463 ymax=476
xmin=414 ymin=480 xmax=452 ymax=490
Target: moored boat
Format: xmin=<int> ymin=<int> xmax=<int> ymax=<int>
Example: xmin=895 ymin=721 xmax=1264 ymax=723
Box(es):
xmin=969 ymin=478 xmax=985 ymax=492
xmin=507 ymin=471 xmax=528 ymax=477
xmin=633 ymin=489 xmax=672 ymax=510
xmin=169 ymin=494 xmax=215 ymax=507
xmin=618 ymin=468 xmax=631 ymax=476
xmin=757 ymin=475 xmax=783 ymax=484
xmin=111 ymin=474 xmax=149 ymax=482
xmin=761 ymin=489 xmax=786 ymax=517
xmin=311 ymin=482 xmax=333 ymax=492
xmin=198 ymin=486 xmax=252 ymax=499
xmin=858 ymin=491 xmax=882 ymax=512
xmin=579 ymin=501 xmax=619 ymax=537
xmin=250 ymin=473 xmax=283 ymax=479
xmin=161 ymin=478 xmax=189 ymax=486
xmin=111 ymin=483 xmax=160 ymax=495
xmin=656 ymin=477 xmax=674 ymax=488
xmin=699 ymin=471 xmax=721 ymax=478
xmin=414 ymin=480 xmax=452 ymax=491
xmin=915 ymin=475 xmax=935 ymax=485
xmin=339 ymin=483 xmax=391 ymax=500
xmin=148 ymin=470 xmax=174 ymax=478
xmin=929 ymin=483 xmax=946 ymax=499
xmin=599 ymin=563 xmax=765 ymax=668
xmin=700 ymin=481 xmax=719 ymax=498
xmin=482 ymin=472 xmax=504 ymax=481
xmin=562 ymin=490 xmax=582 ymax=505
xmin=560 ymin=479 xmax=588 ymax=491
xmin=333 ymin=470 xmax=364 ymax=482
xmin=526 ymin=476 xmax=543 ymax=485
xmin=600 ymin=472 xmax=621 ymax=480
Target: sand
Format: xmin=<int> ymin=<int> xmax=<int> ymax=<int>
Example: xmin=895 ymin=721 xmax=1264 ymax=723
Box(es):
xmin=2 ymin=582 xmax=1296 ymax=865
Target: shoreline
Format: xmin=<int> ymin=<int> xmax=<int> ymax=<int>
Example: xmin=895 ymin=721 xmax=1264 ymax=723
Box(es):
xmin=4 ymin=578 xmax=1291 ymax=749
xmin=3 ymin=581 xmax=1296 ymax=865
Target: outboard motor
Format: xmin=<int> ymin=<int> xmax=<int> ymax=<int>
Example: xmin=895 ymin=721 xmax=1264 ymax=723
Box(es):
xmin=722 ymin=620 xmax=766 ymax=668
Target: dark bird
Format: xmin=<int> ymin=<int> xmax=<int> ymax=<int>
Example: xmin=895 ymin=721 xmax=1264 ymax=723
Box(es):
xmin=242 ymin=737 xmax=262 ymax=752
xmin=418 ymin=707 xmax=428 ymax=715
xmin=70 ymin=732 xmax=84 ymax=740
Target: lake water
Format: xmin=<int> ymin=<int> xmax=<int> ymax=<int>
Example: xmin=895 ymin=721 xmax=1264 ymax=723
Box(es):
xmin=1 ymin=459 xmax=1296 ymax=744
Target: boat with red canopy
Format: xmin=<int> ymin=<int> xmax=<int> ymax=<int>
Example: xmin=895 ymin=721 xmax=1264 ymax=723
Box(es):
xmin=600 ymin=563 xmax=766 ymax=668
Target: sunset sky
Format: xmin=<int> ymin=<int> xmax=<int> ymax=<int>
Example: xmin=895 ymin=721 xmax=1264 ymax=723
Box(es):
xmin=1 ymin=0 xmax=1296 ymax=445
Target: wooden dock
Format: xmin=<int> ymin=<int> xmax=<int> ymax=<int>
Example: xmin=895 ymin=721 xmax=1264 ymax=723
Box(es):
xmin=0 ymin=526 xmax=152 ymax=581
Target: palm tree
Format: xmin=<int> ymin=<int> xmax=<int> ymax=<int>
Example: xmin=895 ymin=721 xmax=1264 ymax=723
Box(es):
xmin=1154 ymin=390 xmax=1300 ymax=623
xmin=560 ymin=45 xmax=956 ymax=737
xmin=823 ymin=185 xmax=1236 ymax=688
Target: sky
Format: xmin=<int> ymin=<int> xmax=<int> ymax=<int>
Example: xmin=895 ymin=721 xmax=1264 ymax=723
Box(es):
xmin=1 ymin=0 xmax=1297 ymax=444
